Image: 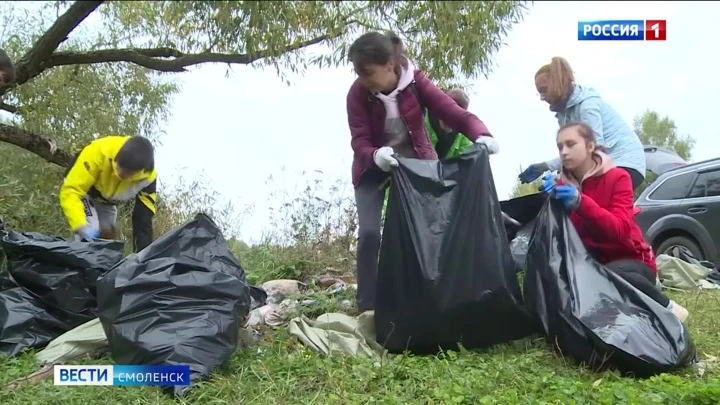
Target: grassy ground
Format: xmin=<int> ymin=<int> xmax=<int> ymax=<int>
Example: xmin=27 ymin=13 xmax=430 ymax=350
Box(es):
xmin=1 ymin=172 xmax=718 ymax=403
xmin=0 ymin=288 xmax=717 ymax=404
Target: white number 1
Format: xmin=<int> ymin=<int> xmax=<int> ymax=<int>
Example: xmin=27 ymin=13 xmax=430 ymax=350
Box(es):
xmin=651 ymin=23 xmax=660 ymax=38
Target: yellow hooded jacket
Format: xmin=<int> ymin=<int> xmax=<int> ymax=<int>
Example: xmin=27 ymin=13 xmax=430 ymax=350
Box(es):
xmin=59 ymin=136 xmax=157 ymax=249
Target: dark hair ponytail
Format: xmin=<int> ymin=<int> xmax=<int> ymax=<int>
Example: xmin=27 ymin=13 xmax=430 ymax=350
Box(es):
xmin=348 ymin=31 xmax=404 ymax=74
xmin=386 ymin=31 xmax=404 ymax=56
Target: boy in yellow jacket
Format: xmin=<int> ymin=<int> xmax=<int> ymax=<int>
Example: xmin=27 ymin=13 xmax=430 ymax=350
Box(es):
xmin=59 ymin=135 xmax=157 ymax=252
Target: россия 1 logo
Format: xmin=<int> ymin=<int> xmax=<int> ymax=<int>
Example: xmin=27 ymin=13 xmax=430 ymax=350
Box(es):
xmin=577 ymin=20 xmax=666 ymax=41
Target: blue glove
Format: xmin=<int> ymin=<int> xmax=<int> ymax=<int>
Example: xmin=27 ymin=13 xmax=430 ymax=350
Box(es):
xmin=541 ymin=174 xmax=558 ymax=194
xmin=77 ymin=225 xmax=100 ymax=241
xmin=553 ymin=184 xmax=581 ymax=210
xmin=519 ymin=162 xmax=550 ymax=184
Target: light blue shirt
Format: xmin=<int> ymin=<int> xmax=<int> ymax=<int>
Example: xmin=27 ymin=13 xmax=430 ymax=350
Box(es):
xmin=545 ymin=84 xmax=646 ymax=177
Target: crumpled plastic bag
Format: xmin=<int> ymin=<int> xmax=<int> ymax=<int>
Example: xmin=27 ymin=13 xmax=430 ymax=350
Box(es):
xmin=509 ymin=219 xmax=535 ymax=270
xmin=261 ymin=279 xmax=308 ymax=304
xmin=97 ymin=214 xmax=251 ymax=397
xmin=246 ymin=299 xmax=298 ymax=328
xmin=500 ymin=193 xmax=547 ymax=271
xmin=0 ymin=227 xmax=123 ymax=357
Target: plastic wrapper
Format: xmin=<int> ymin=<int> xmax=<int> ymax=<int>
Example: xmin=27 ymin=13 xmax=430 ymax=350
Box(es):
xmin=500 ymin=193 xmax=547 ymax=271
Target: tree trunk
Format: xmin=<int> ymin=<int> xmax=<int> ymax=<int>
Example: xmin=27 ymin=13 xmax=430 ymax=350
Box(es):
xmin=0 ymin=123 xmax=73 ymax=167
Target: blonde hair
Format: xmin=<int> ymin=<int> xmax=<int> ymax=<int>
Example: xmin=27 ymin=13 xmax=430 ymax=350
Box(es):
xmin=535 ymin=57 xmax=574 ymax=104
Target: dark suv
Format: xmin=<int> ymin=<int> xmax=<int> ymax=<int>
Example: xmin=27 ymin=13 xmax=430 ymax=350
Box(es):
xmin=635 ymin=150 xmax=720 ymax=265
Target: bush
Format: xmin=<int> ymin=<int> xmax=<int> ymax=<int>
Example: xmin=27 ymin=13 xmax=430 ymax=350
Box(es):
xmin=0 ymin=143 xmax=68 ymax=236
xmin=233 ymin=170 xmax=357 ymax=285
xmin=0 ymin=149 xmax=357 ymax=285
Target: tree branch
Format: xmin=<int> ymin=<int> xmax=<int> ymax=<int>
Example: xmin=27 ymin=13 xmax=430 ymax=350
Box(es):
xmin=0 ymin=123 xmax=74 ymax=167
xmin=0 ymin=2 xmax=359 ymax=167
xmin=0 ymin=0 xmax=103 ymax=96
xmin=44 ymin=32 xmax=340 ymax=73
xmin=0 ymin=102 xmax=18 ymax=114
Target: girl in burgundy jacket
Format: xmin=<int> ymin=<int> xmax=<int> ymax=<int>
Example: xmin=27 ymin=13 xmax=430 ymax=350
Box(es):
xmin=542 ymin=121 xmax=689 ymax=323
xmin=346 ymin=31 xmax=498 ymax=311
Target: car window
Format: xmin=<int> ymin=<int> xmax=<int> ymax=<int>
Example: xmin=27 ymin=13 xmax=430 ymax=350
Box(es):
xmin=688 ymin=169 xmax=720 ymax=198
xmin=649 ymin=172 xmax=695 ymax=200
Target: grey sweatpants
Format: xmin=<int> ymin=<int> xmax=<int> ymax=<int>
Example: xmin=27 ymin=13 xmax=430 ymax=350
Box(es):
xmin=72 ymin=195 xmax=118 ymax=241
xmin=354 ymin=172 xmax=389 ymax=311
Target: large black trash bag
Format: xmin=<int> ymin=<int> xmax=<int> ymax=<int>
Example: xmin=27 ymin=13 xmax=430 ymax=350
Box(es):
xmin=523 ymin=199 xmax=697 ymax=376
xmin=96 ymin=213 xmax=252 ymax=397
xmin=0 ymin=287 xmax=69 ymax=356
xmin=0 ymin=227 xmax=124 ymax=357
xmin=375 ymin=145 xmax=535 ymax=354
xmin=500 ymin=193 xmax=547 ymax=270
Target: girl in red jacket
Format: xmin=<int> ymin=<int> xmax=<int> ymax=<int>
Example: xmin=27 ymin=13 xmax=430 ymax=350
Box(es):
xmin=346 ymin=31 xmax=498 ymax=311
xmin=542 ymin=121 xmax=689 ymax=323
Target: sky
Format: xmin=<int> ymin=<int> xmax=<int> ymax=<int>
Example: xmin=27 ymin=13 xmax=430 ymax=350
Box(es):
xmin=155 ymin=0 xmax=719 ymax=243
xmin=25 ymin=1 xmax=720 ymax=244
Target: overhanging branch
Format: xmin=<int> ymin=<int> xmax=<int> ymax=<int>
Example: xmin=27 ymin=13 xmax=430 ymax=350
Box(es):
xmin=0 ymin=2 xmax=365 ymax=167
xmin=0 ymin=123 xmax=74 ymax=167
xmin=45 ymin=32 xmax=340 ymax=73
xmin=0 ymin=0 xmax=103 ymax=96
xmin=0 ymin=102 xmax=18 ymax=114
xmin=1 ymin=3 xmax=365 ymax=93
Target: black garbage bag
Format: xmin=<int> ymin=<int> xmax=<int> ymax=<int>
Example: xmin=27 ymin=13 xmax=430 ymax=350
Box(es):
xmin=249 ymin=285 xmax=268 ymax=310
xmin=0 ymin=228 xmax=124 ymax=357
xmin=97 ymin=213 xmax=252 ymax=397
xmin=375 ymin=145 xmax=535 ymax=354
xmin=500 ymin=193 xmax=547 ymax=270
xmin=523 ymin=199 xmax=697 ymax=376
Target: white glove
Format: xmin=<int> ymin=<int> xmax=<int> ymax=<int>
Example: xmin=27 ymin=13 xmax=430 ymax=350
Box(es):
xmin=475 ymin=136 xmax=499 ymax=155
xmin=373 ymin=146 xmax=399 ymax=172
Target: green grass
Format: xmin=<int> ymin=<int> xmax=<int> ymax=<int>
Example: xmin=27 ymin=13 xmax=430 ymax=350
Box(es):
xmin=0 ymin=290 xmax=718 ymax=404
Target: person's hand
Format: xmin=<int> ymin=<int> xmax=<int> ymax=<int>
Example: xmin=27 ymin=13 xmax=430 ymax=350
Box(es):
xmin=77 ymin=225 xmax=100 ymax=241
xmin=541 ymin=173 xmax=558 ymax=194
xmin=373 ymin=146 xmax=398 ymax=172
xmin=475 ymin=135 xmax=499 ymax=154
xmin=518 ymin=162 xmax=550 ymax=184
xmin=552 ymin=184 xmax=581 ymax=210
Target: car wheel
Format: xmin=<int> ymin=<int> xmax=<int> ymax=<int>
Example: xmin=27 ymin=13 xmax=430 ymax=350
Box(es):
xmin=656 ymin=235 xmax=704 ymax=261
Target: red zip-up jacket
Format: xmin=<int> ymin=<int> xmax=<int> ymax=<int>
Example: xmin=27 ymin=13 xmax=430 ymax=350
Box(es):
xmin=560 ymin=167 xmax=657 ymax=274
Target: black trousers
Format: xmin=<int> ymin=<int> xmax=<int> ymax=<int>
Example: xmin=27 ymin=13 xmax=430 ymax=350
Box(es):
xmin=353 ymin=171 xmax=389 ymax=311
xmin=620 ymin=167 xmax=644 ymax=191
xmin=606 ymin=259 xmax=670 ymax=307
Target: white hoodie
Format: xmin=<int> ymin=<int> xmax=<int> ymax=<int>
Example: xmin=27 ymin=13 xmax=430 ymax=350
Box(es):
xmin=373 ymin=59 xmax=417 ymax=158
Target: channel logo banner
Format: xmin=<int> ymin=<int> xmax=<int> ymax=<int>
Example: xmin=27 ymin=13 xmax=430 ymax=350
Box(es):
xmin=54 ymin=365 xmax=191 ymax=386
xmin=578 ymin=20 xmax=644 ymax=41
xmin=578 ymin=20 xmax=667 ymax=41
